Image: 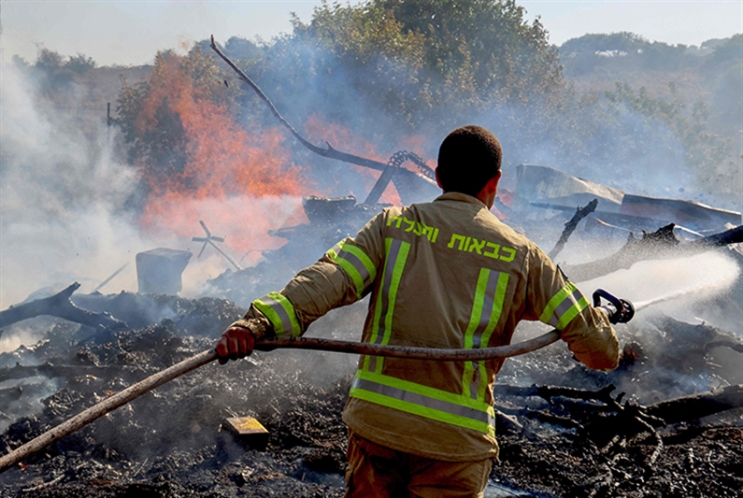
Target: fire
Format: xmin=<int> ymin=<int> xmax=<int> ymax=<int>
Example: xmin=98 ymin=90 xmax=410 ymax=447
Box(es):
xmin=134 ymin=53 xmax=439 ymax=266
xmin=136 ymin=53 xmax=312 ymax=258
xmin=304 ymin=115 xmax=435 ymax=205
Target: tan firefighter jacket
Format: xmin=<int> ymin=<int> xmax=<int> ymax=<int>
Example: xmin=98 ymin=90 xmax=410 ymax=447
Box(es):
xmin=233 ymin=192 xmax=619 ymax=462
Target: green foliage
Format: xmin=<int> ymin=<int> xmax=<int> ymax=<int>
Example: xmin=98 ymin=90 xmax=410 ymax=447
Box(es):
xmin=289 ymin=0 xmax=562 ymax=127
xmin=116 ymin=77 xmax=153 ymax=164
xmin=31 ymin=47 xmax=75 ymax=96
xmin=295 ymin=2 xmax=426 ymax=64
xmin=376 ymin=0 xmax=561 ymax=98
xmin=34 ymin=47 xmax=65 ymax=72
xmin=65 ymin=53 xmax=97 ymax=74
xmin=561 ymin=32 xmax=699 ymax=76
xmin=710 ymin=34 xmax=743 ymax=64
xmin=561 ymin=32 xmax=648 ymax=55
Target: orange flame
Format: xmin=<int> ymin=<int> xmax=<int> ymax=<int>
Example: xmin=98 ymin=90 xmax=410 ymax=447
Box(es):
xmin=136 ymin=54 xmax=312 ymax=258
xmin=134 ymin=54 xmax=440 ymax=265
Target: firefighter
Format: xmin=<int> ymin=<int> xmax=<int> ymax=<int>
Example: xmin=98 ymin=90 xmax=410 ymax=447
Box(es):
xmin=216 ymin=125 xmax=620 ymax=497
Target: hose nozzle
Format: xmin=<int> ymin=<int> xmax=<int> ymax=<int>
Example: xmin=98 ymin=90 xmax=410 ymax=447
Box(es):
xmin=593 ymin=289 xmax=635 ymax=324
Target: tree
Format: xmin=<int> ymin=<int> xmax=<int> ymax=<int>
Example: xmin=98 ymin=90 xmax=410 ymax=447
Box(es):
xmin=373 ymin=0 xmax=563 ymax=102
xmin=287 ymin=0 xmax=563 ymax=130
xmin=65 ymin=53 xmax=97 ymax=74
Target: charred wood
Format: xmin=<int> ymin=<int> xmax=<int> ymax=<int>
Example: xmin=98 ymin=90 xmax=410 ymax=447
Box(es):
xmin=495 ymin=383 xmax=743 ymax=441
xmin=705 ymin=340 xmax=743 ymax=354
xmin=693 ymin=224 xmax=743 ymax=247
xmin=494 ymin=383 xmax=618 ymax=405
xmin=563 ymin=223 xmax=743 ymax=282
xmin=499 ymin=405 xmax=585 ymax=431
xmin=20 ymin=474 xmax=64 ymax=493
xmin=638 ymin=416 xmax=664 ymax=467
xmin=0 ymin=283 xmax=125 ymax=336
xmin=548 ymin=198 xmax=598 ymax=260
xmin=645 ymin=384 xmax=743 ymax=426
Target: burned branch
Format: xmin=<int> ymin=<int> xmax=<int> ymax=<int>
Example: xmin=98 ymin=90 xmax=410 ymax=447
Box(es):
xmin=563 ymin=223 xmax=743 ymax=282
xmin=705 ymin=340 xmax=743 ymax=354
xmin=0 ymin=283 xmax=125 ymax=335
xmin=209 ymin=36 xmax=435 ymax=182
xmin=209 ymin=35 xmax=437 ymax=207
xmin=548 ymin=198 xmax=598 ymax=260
xmin=495 ymin=383 xmax=743 ymax=438
xmin=645 ymin=384 xmax=743 ymax=426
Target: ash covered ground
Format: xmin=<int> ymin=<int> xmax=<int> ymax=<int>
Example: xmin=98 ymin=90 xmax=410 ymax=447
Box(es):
xmin=0 ymin=283 xmax=741 ymax=497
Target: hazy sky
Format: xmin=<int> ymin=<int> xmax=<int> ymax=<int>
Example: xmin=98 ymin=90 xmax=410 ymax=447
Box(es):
xmin=1 ymin=1 xmax=741 ymax=66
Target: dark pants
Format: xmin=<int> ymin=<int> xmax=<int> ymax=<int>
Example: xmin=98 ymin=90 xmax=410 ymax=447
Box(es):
xmin=344 ymin=431 xmax=492 ymax=498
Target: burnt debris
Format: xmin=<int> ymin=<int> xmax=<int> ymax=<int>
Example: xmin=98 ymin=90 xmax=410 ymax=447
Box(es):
xmin=0 ymin=285 xmax=741 ymax=496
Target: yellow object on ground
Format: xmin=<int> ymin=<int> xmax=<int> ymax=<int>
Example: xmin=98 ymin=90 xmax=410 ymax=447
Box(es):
xmin=224 ymin=416 xmax=269 ymax=436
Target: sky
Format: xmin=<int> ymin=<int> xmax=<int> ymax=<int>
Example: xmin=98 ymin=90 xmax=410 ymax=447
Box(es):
xmin=1 ymin=1 xmax=741 ymax=67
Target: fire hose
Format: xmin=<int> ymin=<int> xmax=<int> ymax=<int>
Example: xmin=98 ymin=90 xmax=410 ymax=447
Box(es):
xmin=0 ymin=287 xmax=699 ymax=473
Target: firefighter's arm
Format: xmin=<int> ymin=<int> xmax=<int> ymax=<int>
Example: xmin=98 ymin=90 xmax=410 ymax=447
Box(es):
xmin=525 ymin=243 xmax=620 ymax=371
xmin=216 ymin=213 xmax=387 ymax=362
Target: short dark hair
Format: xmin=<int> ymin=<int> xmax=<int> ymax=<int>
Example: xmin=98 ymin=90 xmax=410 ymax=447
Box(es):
xmin=436 ymin=125 xmax=502 ymax=197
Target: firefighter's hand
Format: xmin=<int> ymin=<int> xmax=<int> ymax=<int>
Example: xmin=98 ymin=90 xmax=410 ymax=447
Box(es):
xmin=216 ymin=326 xmax=256 ymax=364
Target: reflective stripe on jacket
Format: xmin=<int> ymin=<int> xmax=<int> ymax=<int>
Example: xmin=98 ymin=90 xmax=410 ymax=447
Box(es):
xmin=246 ymin=192 xmax=618 ymax=461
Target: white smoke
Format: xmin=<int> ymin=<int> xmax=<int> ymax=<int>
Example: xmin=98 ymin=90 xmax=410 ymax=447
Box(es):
xmin=0 ymin=62 xmax=150 ymax=307
xmin=0 ymin=62 xmax=308 ymax=313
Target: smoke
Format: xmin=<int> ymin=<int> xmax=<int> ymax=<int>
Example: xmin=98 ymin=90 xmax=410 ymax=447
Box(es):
xmin=0 ymin=62 xmax=149 ymax=306
xmin=1 ymin=34 xmax=738 ymax=323
xmin=236 ymin=31 xmax=739 ymax=211
xmin=0 ymin=61 xmax=311 ymax=309
xmin=0 ymin=323 xmax=48 ymax=355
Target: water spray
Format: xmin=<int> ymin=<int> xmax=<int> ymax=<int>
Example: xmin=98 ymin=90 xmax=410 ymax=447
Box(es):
xmin=0 ymin=283 xmax=724 ymax=473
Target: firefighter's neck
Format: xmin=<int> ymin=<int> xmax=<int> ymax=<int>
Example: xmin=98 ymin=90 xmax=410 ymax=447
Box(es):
xmin=476 ymin=171 xmax=502 ymax=209
xmin=435 ymin=170 xmax=502 ymax=209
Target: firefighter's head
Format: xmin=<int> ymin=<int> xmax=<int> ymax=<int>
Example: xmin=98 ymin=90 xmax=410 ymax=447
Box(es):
xmin=436 ymin=125 xmax=502 ymax=203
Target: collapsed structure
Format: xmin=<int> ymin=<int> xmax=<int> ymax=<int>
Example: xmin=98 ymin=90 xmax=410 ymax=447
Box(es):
xmin=1 ymin=42 xmax=741 ymax=497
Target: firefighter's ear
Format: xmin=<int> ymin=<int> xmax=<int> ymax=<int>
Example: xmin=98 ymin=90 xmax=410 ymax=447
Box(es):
xmin=435 ymin=168 xmax=444 ymax=190
xmin=490 ymin=170 xmax=502 ymax=191
xmin=477 ymin=171 xmax=502 ymax=208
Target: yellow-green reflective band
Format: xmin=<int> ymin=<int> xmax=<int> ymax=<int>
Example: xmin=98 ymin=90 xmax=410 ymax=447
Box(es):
xmin=462 ymin=270 xmax=510 ymax=401
xmin=365 ymin=238 xmax=410 ymax=373
xmin=540 ymin=282 xmax=577 ymax=323
xmin=476 ymin=272 xmax=509 ymax=400
xmin=382 ymin=240 xmax=409 ymax=346
xmin=326 ymin=241 xmax=377 ymax=299
xmin=557 ymin=294 xmax=589 ymax=330
xmin=252 ymin=292 xmax=301 ymax=338
xmin=462 ymin=269 xmax=490 ymax=398
xmin=539 ymin=282 xmax=589 ymax=330
xmin=351 ymin=372 xmax=494 ymax=435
